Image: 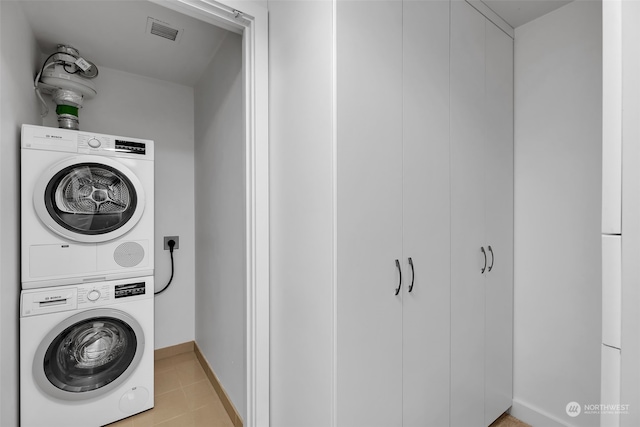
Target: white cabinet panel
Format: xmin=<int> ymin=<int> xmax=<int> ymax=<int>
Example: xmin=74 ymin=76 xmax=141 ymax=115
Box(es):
xmin=601 ymin=345 xmax=621 ymax=427
xmin=602 ymin=235 xmax=622 ymax=348
xmin=621 ymin=3 xmax=640 ymax=425
xmin=269 ymin=2 xmax=335 ymax=425
xmin=484 ymin=19 xmax=514 ymax=427
xmin=402 ymin=1 xmax=450 ymax=426
xmin=602 ymin=0 xmax=622 ymax=234
xmin=450 ymin=1 xmax=487 ymax=426
xmin=337 ymin=1 xmax=403 ymax=426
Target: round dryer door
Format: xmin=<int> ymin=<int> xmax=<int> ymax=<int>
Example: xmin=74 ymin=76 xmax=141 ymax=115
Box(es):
xmin=33 ymin=155 xmax=146 ymax=243
xmin=33 ymin=308 xmax=145 ymax=401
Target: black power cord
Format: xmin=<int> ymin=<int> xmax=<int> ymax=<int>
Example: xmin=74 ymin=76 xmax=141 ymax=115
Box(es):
xmin=155 ymin=239 xmax=176 ymax=296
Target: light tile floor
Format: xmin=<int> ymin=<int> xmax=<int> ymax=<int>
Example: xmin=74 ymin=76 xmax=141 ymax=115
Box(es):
xmin=490 ymin=413 xmax=532 ymax=427
xmin=107 ymin=352 xmax=234 ymax=427
xmin=107 ymin=351 xmax=527 ymax=427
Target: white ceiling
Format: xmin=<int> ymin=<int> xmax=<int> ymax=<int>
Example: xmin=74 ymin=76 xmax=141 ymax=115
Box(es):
xmin=482 ymin=0 xmax=573 ymax=28
xmin=19 ymin=0 xmax=573 ymax=88
xmin=20 ymin=0 xmax=231 ymax=87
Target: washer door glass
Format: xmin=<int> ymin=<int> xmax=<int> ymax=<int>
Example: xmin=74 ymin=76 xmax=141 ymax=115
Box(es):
xmin=44 ymin=316 xmax=137 ymax=393
xmin=45 ymin=163 xmax=137 ymax=235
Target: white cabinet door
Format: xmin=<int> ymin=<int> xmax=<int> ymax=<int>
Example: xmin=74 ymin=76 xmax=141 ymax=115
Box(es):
xmin=451 ymin=4 xmax=514 ymax=426
xmin=601 ymin=344 xmax=621 ymax=427
xmin=337 ymin=1 xmax=403 ymax=426
xmin=484 ymin=19 xmax=514 ymax=427
xmin=450 ymin=1 xmax=487 ymax=426
xmin=402 ymin=1 xmax=450 ymax=426
xmin=602 ymin=235 xmax=622 ymax=348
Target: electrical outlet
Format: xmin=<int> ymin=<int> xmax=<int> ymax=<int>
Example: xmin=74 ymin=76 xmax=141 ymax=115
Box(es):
xmin=164 ymin=236 xmax=179 ymax=250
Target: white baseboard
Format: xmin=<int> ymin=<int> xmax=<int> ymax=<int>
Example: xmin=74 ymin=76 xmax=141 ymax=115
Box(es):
xmin=510 ymin=398 xmax=570 ymax=427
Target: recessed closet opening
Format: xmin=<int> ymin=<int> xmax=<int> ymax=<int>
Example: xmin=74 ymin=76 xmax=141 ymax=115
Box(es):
xmin=3 ymin=0 xmax=269 ymax=425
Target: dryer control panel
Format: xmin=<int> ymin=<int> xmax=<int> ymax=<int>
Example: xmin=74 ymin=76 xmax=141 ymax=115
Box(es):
xmin=21 ymin=124 xmax=154 ymax=160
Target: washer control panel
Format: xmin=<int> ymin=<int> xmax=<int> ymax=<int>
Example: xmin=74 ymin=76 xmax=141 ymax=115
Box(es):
xmin=115 ymin=282 xmax=146 ymax=298
xmin=21 ymin=276 xmax=154 ymax=317
xmin=78 ymin=284 xmax=110 ymax=304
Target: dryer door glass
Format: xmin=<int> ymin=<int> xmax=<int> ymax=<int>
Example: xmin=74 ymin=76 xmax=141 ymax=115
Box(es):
xmin=44 ymin=163 xmax=138 ymax=235
xmin=43 ymin=316 xmax=137 ymax=393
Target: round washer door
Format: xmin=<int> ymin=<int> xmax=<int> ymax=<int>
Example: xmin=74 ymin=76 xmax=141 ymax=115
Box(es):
xmin=33 ymin=308 xmax=145 ymax=401
xmin=33 ymin=155 xmax=145 ymax=243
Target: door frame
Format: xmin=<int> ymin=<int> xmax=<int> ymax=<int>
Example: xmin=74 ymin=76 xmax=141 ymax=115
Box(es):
xmin=149 ymin=1 xmax=269 ymax=425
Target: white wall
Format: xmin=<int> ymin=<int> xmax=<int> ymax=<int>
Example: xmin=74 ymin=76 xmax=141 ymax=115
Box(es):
xmin=193 ymin=32 xmax=246 ymax=419
xmin=268 ymin=1 xmax=334 ymax=425
xmin=42 ymin=66 xmax=197 ymax=349
xmin=0 ymin=2 xmax=43 ymax=425
xmin=512 ymin=2 xmax=602 ymax=426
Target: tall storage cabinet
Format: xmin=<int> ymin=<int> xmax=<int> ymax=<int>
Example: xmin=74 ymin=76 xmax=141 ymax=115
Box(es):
xmin=337 ymin=1 xmax=512 ymax=426
xmin=336 ymin=0 xmax=450 ymax=426
xmin=450 ymin=1 xmax=514 ymax=427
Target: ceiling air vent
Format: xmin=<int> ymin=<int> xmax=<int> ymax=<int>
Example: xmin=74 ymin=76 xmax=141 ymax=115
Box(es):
xmin=146 ymin=17 xmax=183 ymax=43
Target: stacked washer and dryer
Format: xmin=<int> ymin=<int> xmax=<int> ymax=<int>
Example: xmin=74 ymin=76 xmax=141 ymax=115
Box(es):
xmin=20 ymin=124 xmax=155 ymax=427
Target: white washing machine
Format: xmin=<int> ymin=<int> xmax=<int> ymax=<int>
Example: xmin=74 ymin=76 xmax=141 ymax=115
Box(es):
xmin=21 ymin=124 xmax=154 ymax=289
xmin=20 ymin=276 xmax=154 ymax=427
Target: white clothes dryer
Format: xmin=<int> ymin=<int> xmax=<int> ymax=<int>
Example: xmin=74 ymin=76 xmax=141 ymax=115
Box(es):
xmin=20 ymin=276 xmax=154 ymax=427
xmin=21 ymin=124 xmax=154 ymax=289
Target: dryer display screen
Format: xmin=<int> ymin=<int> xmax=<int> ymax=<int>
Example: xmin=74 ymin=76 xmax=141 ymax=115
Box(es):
xmin=115 ymin=282 xmax=146 ymax=298
xmin=115 ymin=140 xmax=146 ymax=155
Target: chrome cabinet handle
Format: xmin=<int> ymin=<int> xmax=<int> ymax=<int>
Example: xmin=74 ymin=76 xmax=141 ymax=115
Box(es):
xmin=481 ymin=247 xmax=487 ymax=274
xmin=408 ymin=257 xmax=415 ymax=292
xmin=488 ymin=246 xmax=494 ymax=272
xmin=395 ymin=259 xmax=402 ymax=295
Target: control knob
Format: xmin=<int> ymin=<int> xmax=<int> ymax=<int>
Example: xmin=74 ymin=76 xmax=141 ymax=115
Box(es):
xmin=87 ymin=290 xmax=101 ymax=302
xmin=88 ymin=138 xmax=101 ymax=148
